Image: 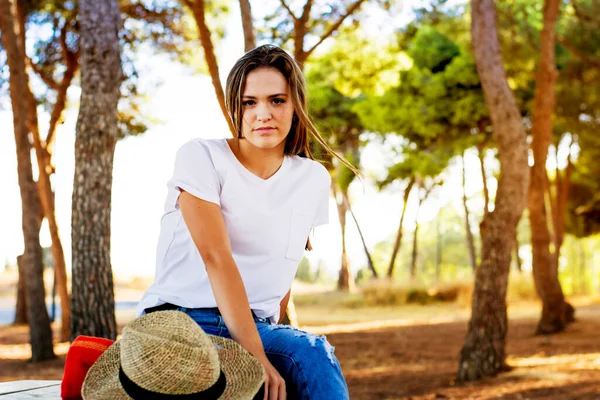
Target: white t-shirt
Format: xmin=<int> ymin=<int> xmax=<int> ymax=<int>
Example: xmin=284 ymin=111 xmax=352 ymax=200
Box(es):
xmin=136 ymin=138 xmax=331 ymax=323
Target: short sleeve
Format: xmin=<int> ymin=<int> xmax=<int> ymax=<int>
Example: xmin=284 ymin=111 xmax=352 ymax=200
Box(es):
xmin=312 ymin=166 xmax=331 ymax=227
xmin=167 ymin=140 xmax=221 ymax=208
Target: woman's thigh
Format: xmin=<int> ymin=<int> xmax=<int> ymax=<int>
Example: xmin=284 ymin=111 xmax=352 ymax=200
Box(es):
xmin=180 ymin=308 xmax=224 ymax=336
xmin=256 ymin=323 xmax=348 ymax=400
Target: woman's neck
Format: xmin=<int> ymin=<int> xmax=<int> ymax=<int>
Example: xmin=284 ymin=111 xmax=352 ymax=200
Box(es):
xmin=229 ymin=138 xmax=286 ymax=180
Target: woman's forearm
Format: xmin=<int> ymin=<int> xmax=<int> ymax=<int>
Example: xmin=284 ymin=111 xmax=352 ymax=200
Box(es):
xmin=204 ymin=254 xmax=268 ymax=362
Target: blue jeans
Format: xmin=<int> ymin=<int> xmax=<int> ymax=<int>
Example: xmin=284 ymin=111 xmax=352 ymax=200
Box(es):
xmin=177 ymin=307 xmax=349 ymax=400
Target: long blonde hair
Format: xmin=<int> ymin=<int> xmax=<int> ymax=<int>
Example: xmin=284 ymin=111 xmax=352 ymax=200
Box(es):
xmin=225 ymin=44 xmax=359 ymax=175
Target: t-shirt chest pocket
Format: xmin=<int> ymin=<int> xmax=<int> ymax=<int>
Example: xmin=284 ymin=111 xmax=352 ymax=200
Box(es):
xmin=285 ymin=209 xmax=313 ymax=261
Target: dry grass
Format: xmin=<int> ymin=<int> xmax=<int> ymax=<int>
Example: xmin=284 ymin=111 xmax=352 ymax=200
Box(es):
xmin=300 ymin=273 xmax=553 ymax=309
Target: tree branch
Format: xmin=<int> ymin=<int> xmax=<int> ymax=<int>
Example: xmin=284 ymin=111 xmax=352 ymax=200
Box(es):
xmin=299 ymin=0 xmax=313 ymax=24
xmin=279 ymin=0 xmax=296 ymax=19
xmin=557 ymin=35 xmax=600 ymax=69
xmin=45 ymin=60 xmax=77 ymax=147
xmin=182 ymin=0 xmax=194 ymax=11
xmin=26 ymin=57 xmax=59 ymax=91
xmin=305 ymin=0 xmax=366 ymax=59
xmin=58 ymin=21 xmax=69 ymax=65
xmin=239 ymin=0 xmax=256 ymax=51
xmin=570 ymin=0 xmax=600 ymax=29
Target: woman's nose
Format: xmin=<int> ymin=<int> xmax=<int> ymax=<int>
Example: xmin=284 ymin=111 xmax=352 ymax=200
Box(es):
xmin=256 ymin=103 xmax=272 ymax=121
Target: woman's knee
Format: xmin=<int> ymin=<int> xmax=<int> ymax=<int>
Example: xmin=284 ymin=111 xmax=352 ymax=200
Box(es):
xmin=263 ymin=325 xmax=340 ymax=368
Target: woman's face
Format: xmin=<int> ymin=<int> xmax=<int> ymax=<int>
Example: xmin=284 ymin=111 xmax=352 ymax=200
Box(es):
xmin=241 ymin=67 xmax=295 ymax=151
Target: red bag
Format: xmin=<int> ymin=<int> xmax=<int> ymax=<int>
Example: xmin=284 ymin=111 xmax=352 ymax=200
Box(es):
xmin=61 ymin=335 xmax=114 ymax=400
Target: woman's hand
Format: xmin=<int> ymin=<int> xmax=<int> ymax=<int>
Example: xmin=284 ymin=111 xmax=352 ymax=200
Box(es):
xmin=259 ymin=357 xmax=286 ymax=400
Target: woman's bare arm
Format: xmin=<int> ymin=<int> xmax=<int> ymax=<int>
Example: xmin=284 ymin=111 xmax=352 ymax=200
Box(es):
xmin=178 ymin=190 xmax=268 ymax=361
xmin=179 ymin=190 xmax=287 ymax=399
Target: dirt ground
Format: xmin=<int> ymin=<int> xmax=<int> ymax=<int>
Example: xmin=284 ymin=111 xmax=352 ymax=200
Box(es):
xmin=331 ymin=304 xmax=600 ymax=399
xmin=1 ymin=303 xmax=599 ymax=399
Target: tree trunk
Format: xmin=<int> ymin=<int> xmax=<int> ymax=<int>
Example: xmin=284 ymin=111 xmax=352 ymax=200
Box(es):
xmin=436 ymin=211 xmax=442 ymax=281
xmin=0 ymin=0 xmax=55 ymax=361
xmin=70 ymin=0 xmax=121 ymax=341
xmin=552 ymin=146 xmax=573 ymax=261
xmin=189 ymin=0 xmax=235 ymax=136
xmin=514 ymin=231 xmax=522 ymax=273
xmin=15 ymin=8 xmax=71 ymax=342
xmin=579 ymin=239 xmax=586 ymax=294
xmin=458 ymin=0 xmax=530 ymax=382
xmin=238 ymin=0 xmax=255 ymax=52
xmin=334 ymin=184 xmax=353 ymax=291
xmin=409 ymin=185 xmax=433 ymax=280
xmin=463 ymin=154 xmax=477 ymax=271
xmin=345 ymin=192 xmax=377 ymax=279
xmin=387 ymin=178 xmax=415 ymax=278
xmin=24 ymin=14 xmax=79 ymax=343
xmin=292 ymin=1 xmax=311 ymax=68
xmin=29 ymin=100 xmax=71 ymax=342
xmin=527 ymin=0 xmax=571 ymax=335
xmin=14 ymin=255 xmax=28 ymax=325
xmin=409 ymin=197 xmax=423 ymax=280
xmin=477 ymin=144 xmax=490 ymax=216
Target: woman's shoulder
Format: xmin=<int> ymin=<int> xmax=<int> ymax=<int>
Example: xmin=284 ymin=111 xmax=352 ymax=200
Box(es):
xmin=287 ymin=156 xmax=331 ymax=184
xmin=175 ymin=137 xmax=229 ymax=161
xmin=177 ymin=137 xmax=227 ymax=152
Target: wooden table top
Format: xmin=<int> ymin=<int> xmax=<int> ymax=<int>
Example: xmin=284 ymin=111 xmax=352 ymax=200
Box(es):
xmin=0 ymin=381 xmax=61 ymax=399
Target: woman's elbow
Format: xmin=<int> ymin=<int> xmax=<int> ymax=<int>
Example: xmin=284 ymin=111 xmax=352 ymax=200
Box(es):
xmin=199 ymin=247 xmax=232 ymax=271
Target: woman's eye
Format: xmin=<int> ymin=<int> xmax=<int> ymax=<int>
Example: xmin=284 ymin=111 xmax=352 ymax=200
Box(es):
xmin=272 ymin=98 xmax=285 ymax=105
xmin=242 ymin=100 xmax=255 ymax=106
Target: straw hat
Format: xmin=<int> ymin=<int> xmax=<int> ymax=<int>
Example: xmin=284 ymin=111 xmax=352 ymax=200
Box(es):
xmin=82 ymin=311 xmax=264 ymax=399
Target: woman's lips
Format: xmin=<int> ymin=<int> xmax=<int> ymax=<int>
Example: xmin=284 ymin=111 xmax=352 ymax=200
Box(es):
xmin=255 ymin=127 xmax=276 ymax=134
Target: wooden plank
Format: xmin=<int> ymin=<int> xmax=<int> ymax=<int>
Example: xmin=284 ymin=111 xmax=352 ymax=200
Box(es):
xmin=0 ymin=385 xmax=60 ymax=399
xmin=0 ymin=381 xmax=61 ymax=399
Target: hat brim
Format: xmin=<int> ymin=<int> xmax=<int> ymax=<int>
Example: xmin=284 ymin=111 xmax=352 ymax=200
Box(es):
xmin=82 ymin=335 xmax=264 ymax=400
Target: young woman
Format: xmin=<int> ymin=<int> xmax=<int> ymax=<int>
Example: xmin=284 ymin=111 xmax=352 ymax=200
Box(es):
xmin=136 ymin=45 xmax=353 ymax=400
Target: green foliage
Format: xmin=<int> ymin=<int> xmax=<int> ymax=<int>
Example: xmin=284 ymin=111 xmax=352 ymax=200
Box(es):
xmin=354 ymin=267 xmax=374 ymax=285
xmin=506 ymin=273 xmax=538 ymax=302
xmin=555 ymin=1 xmax=600 ymax=236
xmin=313 ymin=262 xmax=336 ymax=286
xmin=354 ymin=29 xmax=487 ymax=145
xmin=356 ymin=280 xmax=472 ymax=307
xmin=408 ymin=26 xmax=460 ymax=73
xmin=379 ymin=149 xmax=449 ymax=189
xmin=295 ymin=257 xmax=315 ymax=283
xmin=305 ymin=32 xmax=379 ymax=192
xmin=306 ymin=27 xmax=402 ymax=98
xmin=350 ymin=13 xmax=487 ymax=195
xmin=559 ymin=234 xmax=599 ymax=295
xmin=307 ymin=66 xmax=364 ymax=141
xmin=494 ymin=0 xmax=600 ymax=237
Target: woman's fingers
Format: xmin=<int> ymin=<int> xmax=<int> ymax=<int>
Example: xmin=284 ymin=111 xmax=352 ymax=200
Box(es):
xmin=261 ymin=365 xmax=285 ymax=400
xmin=278 ymin=377 xmax=287 ymax=400
xmin=262 ymin=376 xmax=268 ymax=400
xmin=270 ymin=376 xmax=285 ymax=400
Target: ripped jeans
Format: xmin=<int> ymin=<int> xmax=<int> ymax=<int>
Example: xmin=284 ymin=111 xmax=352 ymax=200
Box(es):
xmin=180 ymin=307 xmax=349 ymax=400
